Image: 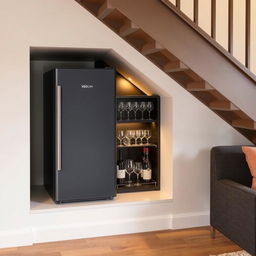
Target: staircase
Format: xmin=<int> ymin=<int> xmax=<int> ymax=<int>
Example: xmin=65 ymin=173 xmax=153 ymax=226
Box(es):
xmin=76 ymin=0 xmax=256 ymax=144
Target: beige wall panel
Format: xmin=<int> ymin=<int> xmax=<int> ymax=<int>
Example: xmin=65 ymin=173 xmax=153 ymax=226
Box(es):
xmin=233 ymin=0 xmax=246 ymax=65
xmin=216 ymin=0 xmax=229 ymax=50
xmin=198 ymin=0 xmax=212 ymax=35
xmin=169 ymin=0 xmax=176 ymax=5
xmin=180 ymin=0 xmax=194 ymax=20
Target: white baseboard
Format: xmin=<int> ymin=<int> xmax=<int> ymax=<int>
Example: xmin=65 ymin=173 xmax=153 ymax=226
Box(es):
xmin=171 ymin=211 xmax=210 ymax=230
xmin=0 ymin=211 xmax=209 ymax=248
xmin=32 ymin=214 xmax=172 ymax=243
xmin=0 ymin=228 xmax=33 ymax=248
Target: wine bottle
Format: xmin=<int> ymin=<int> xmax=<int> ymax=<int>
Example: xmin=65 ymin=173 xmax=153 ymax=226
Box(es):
xmin=142 ymin=147 xmax=152 ymax=181
xmin=117 ymin=150 xmax=126 ymax=184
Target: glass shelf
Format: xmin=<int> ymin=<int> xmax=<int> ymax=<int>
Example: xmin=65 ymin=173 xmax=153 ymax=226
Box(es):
xmin=117 ymin=119 xmax=157 ymax=124
xmin=117 ymin=180 xmax=157 ymax=188
xmin=117 ymin=180 xmax=158 ymax=193
xmin=117 ymin=144 xmax=157 ymax=148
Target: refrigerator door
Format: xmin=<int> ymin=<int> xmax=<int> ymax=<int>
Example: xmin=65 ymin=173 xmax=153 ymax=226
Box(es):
xmin=55 ymin=68 xmax=116 ymax=202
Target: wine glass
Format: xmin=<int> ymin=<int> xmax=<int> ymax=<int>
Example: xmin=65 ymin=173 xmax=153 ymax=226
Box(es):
xmin=125 ymin=130 xmax=133 ymax=145
xmin=132 ymin=102 xmax=139 ymax=120
xmin=134 ymin=162 xmax=142 ymax=186
xmin=134 ymin=130 xmax=141 ymax=145
xmin=130 ymin=130 xmax=136 ymax=144
xmin=146 ymin=102 xmax=154 ymax=120
xmin=139 ymin=129 xmax=145 ymax=144
xmin=117 ymin=130 xmax=125 ymax=145
xmin=125 ymin=102 xmax=132 ymax=120
xmin=144 ymin=130 xmax=152 ymax=144
xmin=139 ymin=102 xmax=147 ymax=120
xmin=125 ymin=159 xmax=134 ymax=187
xmin=118 ymin=102 xmax=125 ymax=121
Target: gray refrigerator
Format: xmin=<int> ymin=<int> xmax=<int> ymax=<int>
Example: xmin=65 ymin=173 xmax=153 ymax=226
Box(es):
xmin=43 ymin=68 xmax=116 ymax=203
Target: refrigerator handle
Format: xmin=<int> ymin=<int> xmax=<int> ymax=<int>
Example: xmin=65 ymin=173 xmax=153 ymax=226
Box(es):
xmin=56 ymin=85 xmax=62 ymax=171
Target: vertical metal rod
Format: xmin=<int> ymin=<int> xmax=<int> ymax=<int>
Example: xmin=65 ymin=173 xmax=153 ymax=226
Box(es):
xmin=245 ymin=0 xmax=251 ymax=69
xmin=228 ymin=0 xmax=234 ymax=54
xmin=194 ymin=0 xmax=199 ymax=25
xmin=176 ymin=0 xmax=180 ymax=9
xmin=211 ymin=0 xmax=216 ymax=39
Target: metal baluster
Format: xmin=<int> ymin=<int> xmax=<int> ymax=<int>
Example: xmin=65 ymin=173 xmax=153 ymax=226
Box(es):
xmin=245 ymin=0 xmax=251 ymax=69
xmin=228 ymin=0 xmax=234 ymax=54
xmin=194 ymin=0 xmax=199 ymax=25
xmin=176 ymin=0 xmax=180 ymax=9
xmin=211 ymin=0 xmax=216 ymax=39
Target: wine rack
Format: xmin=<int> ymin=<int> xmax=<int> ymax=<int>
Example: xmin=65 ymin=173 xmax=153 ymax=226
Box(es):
xmin=116 ymin=95 xmax=160 ymax=193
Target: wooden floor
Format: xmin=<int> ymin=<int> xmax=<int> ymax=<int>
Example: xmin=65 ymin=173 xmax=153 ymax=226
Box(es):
xmin=0 ymin=227 xmax=241 ymax=256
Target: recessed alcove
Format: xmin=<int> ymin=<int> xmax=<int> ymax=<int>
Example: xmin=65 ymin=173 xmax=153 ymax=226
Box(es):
xmin=30 ymin=47 xmax=172 ymax=211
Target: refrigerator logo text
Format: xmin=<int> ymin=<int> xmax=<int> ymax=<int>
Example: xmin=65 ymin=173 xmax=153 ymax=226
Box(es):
xmin=81 ymin=84 xmax=94 ymax=89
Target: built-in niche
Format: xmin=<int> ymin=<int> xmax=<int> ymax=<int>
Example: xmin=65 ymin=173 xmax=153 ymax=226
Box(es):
xmin=30 ymin=47 xmax=171 ymax=210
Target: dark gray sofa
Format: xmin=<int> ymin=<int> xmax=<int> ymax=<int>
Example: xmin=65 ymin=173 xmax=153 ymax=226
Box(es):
xmin=211 ymin=146 xmax=256 ymax=255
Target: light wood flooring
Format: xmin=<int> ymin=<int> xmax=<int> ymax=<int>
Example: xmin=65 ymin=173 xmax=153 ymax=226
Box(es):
xmin=0 ymin=227 xmax=241 ymax=256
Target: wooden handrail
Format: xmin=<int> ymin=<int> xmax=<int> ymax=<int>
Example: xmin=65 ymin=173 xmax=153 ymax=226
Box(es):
xmin=160 ymin=0 xmax=256 ymax=83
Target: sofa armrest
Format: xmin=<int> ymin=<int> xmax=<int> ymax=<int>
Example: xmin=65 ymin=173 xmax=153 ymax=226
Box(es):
xmin=220 ymin=179 xmax=256 ymax=197
xmin=211 ymin=146 xmax=252 ymax=186
xmin=211 ymin=179 xmax=256 ymax=254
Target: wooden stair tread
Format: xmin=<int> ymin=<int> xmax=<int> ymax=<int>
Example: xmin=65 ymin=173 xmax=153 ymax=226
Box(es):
xmin=97 ymin=0 xmax=114 ymax=20
xmin=141 ymin=41 xmax=163 ymax=55
xmin=186 ymin=81 xmax=214 ymax=92
xmin=164 ymin=61 xmax=188 ymax=73
xmin=209 ymin=101 xmax=239 ymax=111
xmin=232 ymin=119 xmax=256 ymax=130
xmin=119 ymin=20 xmax=139 ymax=37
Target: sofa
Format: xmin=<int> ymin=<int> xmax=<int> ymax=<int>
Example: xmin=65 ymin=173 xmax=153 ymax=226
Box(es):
xmin=211 ymin=146 xmax=256 ymax=256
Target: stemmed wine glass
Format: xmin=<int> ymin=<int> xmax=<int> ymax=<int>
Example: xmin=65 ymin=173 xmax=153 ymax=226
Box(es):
xmin=125 ymin=102 xmax=132 ymax=120
xmin=146 ymin=102 xmax=154 ymax=120
xmin=134 ymin=130 xmax=141 ymax=145
xmin=125 ymin=130 xmax=133 ymax=145
xmin=144 ymin=130 xmax=151 ymax=144
xmin=132 ymin=102 xmax=139 ymax=120
xmin=139 ymin=129 xmax=145 ymax=144
xmin=125 ymin=159 xmax=134 ymax=187
xmin=118 ymin=102 xmax=125 ymax=121
xmin=130 ymin=130 xmax=136 ymax=144
xmin=134 ymin=162 xmax=142 ymax=186
xmin=117 ymin=130 xmax=125 ymax=145
xmin=139 ymin=102 xmax=147 ymax=120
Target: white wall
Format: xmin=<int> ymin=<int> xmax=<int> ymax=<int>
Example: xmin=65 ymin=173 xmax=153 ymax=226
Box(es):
xmin=0 ymin=0 xmax=250 ymax=248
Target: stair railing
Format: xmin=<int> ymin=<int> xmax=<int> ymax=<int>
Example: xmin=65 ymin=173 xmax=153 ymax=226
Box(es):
xmin=161 ymin=0 xmax=254 ymax=79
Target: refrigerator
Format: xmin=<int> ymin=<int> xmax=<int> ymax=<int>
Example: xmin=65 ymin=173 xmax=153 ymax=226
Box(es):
xmin=43 ymin=68 xmax=116 ymax=203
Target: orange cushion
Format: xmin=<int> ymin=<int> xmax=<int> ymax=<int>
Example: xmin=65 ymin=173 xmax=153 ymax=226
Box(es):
xmin=242 ymin=146 xmax=256 ymax=189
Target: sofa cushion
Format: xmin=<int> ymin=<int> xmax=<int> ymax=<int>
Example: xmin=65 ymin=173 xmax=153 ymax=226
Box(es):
xmin=242 ymin=146 xmax=256 ymax=189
